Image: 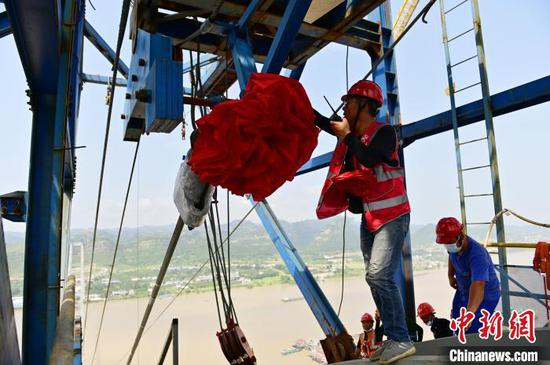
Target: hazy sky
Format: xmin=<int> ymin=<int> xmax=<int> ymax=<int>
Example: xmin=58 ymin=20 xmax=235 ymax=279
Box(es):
xmin=1 ymin=0 xmax=550 ymax=234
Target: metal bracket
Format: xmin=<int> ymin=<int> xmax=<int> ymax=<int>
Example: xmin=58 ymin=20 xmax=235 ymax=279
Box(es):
xmin=0 ymin=191 xmax=28 ymax=223
xmin=123 ymin=30 xmax=183 ymax=141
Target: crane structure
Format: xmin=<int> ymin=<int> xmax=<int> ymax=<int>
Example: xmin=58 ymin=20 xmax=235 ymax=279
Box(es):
xmin=393 ymin=0 xmax=420 ymax=38
xmin=1 ymin=0 xmax=550 ymax=364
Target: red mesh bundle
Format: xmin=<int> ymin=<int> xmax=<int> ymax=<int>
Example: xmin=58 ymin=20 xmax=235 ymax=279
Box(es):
xmin=188 ymin=73 xmax=318 ymax=201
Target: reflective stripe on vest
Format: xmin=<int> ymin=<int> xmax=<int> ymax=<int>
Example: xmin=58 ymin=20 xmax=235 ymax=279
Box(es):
xmin=360 ymin=332 xmax=374 ymax=358
xmin=373 ymin=165 xmax=405 ymax=182
xmin=364 ymin=193 xmax=408 ymax=212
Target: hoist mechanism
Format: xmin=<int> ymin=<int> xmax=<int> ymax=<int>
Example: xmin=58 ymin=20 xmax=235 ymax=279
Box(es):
xmin=204 ymin=190 xmax=256 ymax=364
xmin=217 ymin=319 xmax=256 ymax=365
xmin=122 ymin=29 xmax=183 ymax=142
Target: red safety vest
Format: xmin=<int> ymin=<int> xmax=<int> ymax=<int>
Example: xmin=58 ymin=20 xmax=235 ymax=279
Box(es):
xmin=316 ymin=121 xmax=410 ymax=231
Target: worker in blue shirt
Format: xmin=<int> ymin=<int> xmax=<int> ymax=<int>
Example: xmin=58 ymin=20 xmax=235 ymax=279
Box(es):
xmin=435 ymin=217 xmax=501 ymax=334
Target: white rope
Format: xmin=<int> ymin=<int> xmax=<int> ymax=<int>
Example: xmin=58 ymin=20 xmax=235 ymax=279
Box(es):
xmin=482 ymin=208 xmax=550 ymax=247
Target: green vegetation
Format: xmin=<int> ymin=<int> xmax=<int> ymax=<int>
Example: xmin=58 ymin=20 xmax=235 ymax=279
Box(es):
xmin=5 ymin=218 xmax=548 ymax=301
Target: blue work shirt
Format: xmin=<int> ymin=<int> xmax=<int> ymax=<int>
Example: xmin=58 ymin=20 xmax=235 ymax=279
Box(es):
xmin=449 ymin=237 xmax=500 ymax=301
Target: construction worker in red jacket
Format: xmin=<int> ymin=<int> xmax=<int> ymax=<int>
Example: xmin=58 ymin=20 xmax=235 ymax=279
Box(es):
xmin=355 ymin=312 xmax=379 ymax=359
xmin=314 ymin=80 xmax=414 ymax=364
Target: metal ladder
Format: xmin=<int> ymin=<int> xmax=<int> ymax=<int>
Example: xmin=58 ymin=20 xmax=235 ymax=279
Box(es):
xmin=439 ymin=0 xmax=511 ymax=319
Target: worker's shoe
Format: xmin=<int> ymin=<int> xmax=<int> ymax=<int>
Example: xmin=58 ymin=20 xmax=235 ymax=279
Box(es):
xmin=379 ymin=340 xmax=416 ymax=364
xmin=369 ymin=340 xmax=392 ymax=362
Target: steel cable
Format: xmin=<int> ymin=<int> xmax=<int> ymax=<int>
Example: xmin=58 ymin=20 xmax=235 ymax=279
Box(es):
xmin=337 ymin=212 xmax=347 ymax=316
xmin=84 ymin=0 xmax=132 ymax=332
xmin=123 ymin=203 xmax=258 ymax=364
xmin=90 ymin=141 xmax=140 ymax=365
xmin=332 ymin=0 xmax=437 ymax=116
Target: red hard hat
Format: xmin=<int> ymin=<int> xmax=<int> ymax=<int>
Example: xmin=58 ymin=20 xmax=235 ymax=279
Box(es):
xmin=361 ymin=312 xmax=374 ymax=322
xmin=341 ymin=80 xmax=383 ymax=107
xmin=417 ymin=302 xmax=435 ymax=318
xmin=435 ymin=217 xmax=463 ymax=244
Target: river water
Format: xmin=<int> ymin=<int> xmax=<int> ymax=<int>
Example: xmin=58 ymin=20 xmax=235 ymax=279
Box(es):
xmin=14 ymin=248 xmax=544 ymax=364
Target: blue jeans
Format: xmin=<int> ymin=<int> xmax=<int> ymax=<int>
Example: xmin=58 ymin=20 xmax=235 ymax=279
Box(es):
xmin=361 ymin=214 xmax=410 ymax=343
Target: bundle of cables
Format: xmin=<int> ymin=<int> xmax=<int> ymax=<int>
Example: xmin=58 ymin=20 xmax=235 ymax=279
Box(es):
xmin=188 ymin=72 xmax=318 ymax=201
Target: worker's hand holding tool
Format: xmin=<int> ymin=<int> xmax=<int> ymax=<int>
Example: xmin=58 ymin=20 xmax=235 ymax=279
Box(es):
xmin=330 ymin=113 xmax=342 ymax=122
xmin=330 ymin=117 xmax=351 ymax=138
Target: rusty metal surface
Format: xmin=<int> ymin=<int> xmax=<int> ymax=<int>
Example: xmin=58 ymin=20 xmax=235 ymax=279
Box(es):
xmin=320 ymin=331 xmax=358 ymax=363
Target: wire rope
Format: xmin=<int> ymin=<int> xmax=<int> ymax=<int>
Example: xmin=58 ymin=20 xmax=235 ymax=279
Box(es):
xmin=336 ymin=40 xmax=352 ymax=317
xmin=214 ymin=195 xmax=237 ymax=322
xmin=121 ymin=203 xmax=258 ymax=364
xmin=345 ymin=46 xmax=349 ymax=92
xmin=205 ymin=218 xmax=224 ymax=329
xmin=331 ymin=0 xmax=437 ymax=116
xmin=90 ymin=141 xmax=140 ymax=365
xmin=337 ymin=212 xmax=347 ymax=316
xmin=135 ymin=145 xmax=141 ymax=364
xmin=207 ymin=210 xmax=231 ymax=321
xmin=482 ymin=208 xmax=550 ymax=247
xmin=84 ymin=0 xmax=133 ymax=332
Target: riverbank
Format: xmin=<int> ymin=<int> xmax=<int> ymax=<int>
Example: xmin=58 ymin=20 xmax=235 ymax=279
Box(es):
xmin=13 ymin=248 xmax=540 ymax=364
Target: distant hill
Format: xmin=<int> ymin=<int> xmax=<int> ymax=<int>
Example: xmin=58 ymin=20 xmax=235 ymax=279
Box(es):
xmin=4 ymin=217 xmax=549 ymax=297
xmin=5 ymin=218 xmax=549 ymax=269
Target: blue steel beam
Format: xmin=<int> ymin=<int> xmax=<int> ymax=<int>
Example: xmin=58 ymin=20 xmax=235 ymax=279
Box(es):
xmin=7 ymin=0 xmax=83 ymax=362
xmin=50 ymin=0 xmax=84 ymax=356
xmin=289 ymin=62 xmax=306 ymax=80
xmin=81 ymin=73 xmax=193 ymax=96
xmin=84 ymin=20 xmax=129 ymax=79
xmin=296 ymin=75 xmax=550 ymax=175
xmin=0 ymin=191 xmax=28 ymax=222
xmin=4 ymin=0 xmax=63 ymax=362
xmin=0 ymin=11 xmax=11 ymax=39
xmin=250 ymin=198 xmax=345 ymax=336
xmin=237 ymin=0 xmax=265 ymax=31
xmin=22 ymin=93 xmax=60 ymax=364
xmin=296 ymin=152 xmax=332 ymax=175
xmin=261 ymin=0 xmax=312 ymax=74
xmin=65 ymin=0 xmax=85 ymax=186
xmin=368 ymin=1 xmax=416 ymax=324
xmin=228 ymin=29 xmax=257 ymax=91
xmin=81 ymin=73 xmax=127 ymax=87
xmin=154 ymin=14 xmax=379 ymax=58
xmin=4 ymin=0 xmax=61 ymax=94
xmin=401 ymin=75 xmax=550 ymax=146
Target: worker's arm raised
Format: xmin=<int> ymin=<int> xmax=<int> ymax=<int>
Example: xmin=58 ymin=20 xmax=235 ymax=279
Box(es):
xmin=313 ymin=109 xmax=337 ymax=136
